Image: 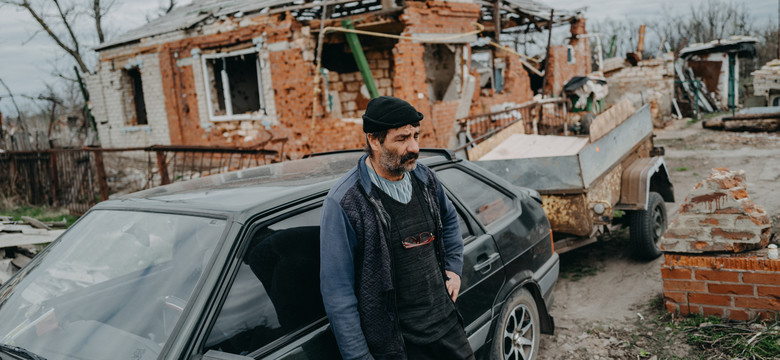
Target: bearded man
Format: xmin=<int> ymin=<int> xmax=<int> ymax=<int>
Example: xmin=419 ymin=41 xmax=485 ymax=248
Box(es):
xmin=320 ymin=96 xmax=474 ymax=360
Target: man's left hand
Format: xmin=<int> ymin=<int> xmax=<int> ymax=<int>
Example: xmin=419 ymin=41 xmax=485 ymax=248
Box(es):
xmin=445 ymin=270 xmax=461 ymax=302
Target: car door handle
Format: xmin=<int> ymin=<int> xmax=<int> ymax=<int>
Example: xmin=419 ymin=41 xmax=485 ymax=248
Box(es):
xmin=473 ymin=253 xmax=501 ymax=273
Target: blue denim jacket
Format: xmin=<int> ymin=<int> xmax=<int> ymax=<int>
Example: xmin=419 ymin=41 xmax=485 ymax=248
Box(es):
xmin=320 ymin=155 xmax=463 ymax=360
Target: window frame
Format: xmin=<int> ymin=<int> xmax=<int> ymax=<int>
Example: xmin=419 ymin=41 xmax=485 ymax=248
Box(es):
xmin=201 ymin=47 xmax=268 ymax=122
xmin=197 ymin=198 xmax=329 ymax=359
xmin=435 ymin=164 xmax=519 ymax=231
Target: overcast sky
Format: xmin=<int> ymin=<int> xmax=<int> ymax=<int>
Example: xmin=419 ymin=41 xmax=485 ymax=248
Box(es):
xmin=0 ymin=0 xmax=776 ymax=114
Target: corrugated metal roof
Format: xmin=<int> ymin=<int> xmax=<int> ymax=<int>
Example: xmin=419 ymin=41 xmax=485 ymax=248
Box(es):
xmin=501 ymin=0 xmax=581 ymax=22
xmin=679 ymin=36 xmax=759 ymax=59
xmin=95 ymin=0 xmax=582 ymax=51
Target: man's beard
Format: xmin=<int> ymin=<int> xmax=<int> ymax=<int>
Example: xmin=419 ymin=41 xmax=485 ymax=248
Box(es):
xmin=378 ymin=145 xmax=418 ymax=178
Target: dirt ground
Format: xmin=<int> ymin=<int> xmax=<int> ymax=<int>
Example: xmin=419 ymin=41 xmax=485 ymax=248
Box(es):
xmin=538 ymin=118 xmax=780 ymax=360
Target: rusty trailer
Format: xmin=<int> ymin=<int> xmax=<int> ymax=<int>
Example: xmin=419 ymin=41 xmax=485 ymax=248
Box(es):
xmin=459 ymin=103 xmax=674 ymax=259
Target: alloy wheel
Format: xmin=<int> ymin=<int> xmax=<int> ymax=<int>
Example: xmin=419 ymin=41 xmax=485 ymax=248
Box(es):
xmin=502 ymin=303 xmax=535 ymax=360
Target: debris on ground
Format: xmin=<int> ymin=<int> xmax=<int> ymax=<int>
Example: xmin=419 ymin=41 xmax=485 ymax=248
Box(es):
xmin=702 ymin=106 xmax=780 ymax=132
xmin=0 ymin=215 xmax=64 ymax=284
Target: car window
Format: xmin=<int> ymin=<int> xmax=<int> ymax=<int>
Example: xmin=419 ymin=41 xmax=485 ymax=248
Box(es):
xmin=438 ymin=168 xmax=514 ymax=227
xmin=205 ymin=207 xmax=324 ymax=355
xmin=455 ymin=206 xmax=473 ymax=240
xmin=0 ymin=210 xmax=225 ymax=360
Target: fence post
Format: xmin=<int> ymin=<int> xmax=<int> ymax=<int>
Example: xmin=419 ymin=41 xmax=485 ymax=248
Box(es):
xmin=156 ymin=150 xmax=171 ymax=185
xmin=49 ymin=152 xmax=60 ymax=206
xmin=94 ymin=150 xmax=109 ymax=201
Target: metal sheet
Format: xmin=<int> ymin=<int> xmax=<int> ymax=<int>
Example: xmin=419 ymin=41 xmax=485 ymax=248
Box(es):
xmin=580 ymin=105 xmax=652 ymax=188
xmin=475 ymin=155 xmax=584 ymax=191
xmin=541 ymin=194 xmax=592 ymax=236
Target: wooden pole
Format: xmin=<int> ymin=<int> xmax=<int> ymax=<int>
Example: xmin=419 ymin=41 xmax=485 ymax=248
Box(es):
xmin=540 ymin=9 xmax=554 ymax=97
xmin=637 ymin=24 xmax=646 ymax=59
xmin=94 ymin=150 xmax=109 ymax=201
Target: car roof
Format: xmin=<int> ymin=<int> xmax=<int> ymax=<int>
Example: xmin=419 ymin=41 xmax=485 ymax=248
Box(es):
xmin=93 ymin=150 xmax=456 ymax=221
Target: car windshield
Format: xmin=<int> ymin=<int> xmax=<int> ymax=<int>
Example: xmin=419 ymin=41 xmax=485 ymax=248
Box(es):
xmin=0 ymin=210 xmax=226 ymax=360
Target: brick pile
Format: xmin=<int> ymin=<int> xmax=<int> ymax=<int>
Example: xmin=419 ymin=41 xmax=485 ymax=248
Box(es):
xmin=661 ymin=168 xmax=777 ymax=321
xmin=751 ymin=59 xmax=780 ymax=97
xmin=661 ymin=168 xmax=771 ymax=253
xmin=662 ymin=253 xmax=780 ymax=320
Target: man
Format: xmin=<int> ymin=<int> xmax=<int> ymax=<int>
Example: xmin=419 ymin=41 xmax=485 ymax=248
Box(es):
xmin=320 ymin=96 xmax=474 ymax=360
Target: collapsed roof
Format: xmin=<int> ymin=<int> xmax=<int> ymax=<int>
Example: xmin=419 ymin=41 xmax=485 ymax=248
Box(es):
xmin=95 ymin=0 xmax=583 ymax=51
xmin=679 ymin=36 xmax=758 ymax=59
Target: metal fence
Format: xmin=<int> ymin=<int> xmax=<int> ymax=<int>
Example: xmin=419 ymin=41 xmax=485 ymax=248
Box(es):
xmin=457 ymin=98 xmax=568 ymax=146
xmin=0 ymin=141 xmax=287 ymax=215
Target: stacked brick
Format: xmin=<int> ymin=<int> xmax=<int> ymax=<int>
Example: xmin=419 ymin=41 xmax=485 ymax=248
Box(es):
xmin=751 ymin=59 xmax=780 ymax=97
xmin=661 ymin=168 xmax=771 ymax=253
xmin=661 ymin=168 xmax=777 ymax=321
xmin=662 ymin=253 xmax=780 ymax=320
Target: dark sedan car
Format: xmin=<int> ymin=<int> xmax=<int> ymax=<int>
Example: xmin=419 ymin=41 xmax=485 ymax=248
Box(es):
xmin=0 ymin=150 xmax=558 ymax=360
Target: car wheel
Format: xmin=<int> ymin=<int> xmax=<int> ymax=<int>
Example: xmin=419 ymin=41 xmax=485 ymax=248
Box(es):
xmin=491 ymin=288 xmax=540 ymax=360
xmin=629 ymin=191 xmax=667 ymax=260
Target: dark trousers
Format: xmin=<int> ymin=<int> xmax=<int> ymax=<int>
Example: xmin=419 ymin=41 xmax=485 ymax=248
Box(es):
xmin=405 ymin=322 xmax=475 ymax=360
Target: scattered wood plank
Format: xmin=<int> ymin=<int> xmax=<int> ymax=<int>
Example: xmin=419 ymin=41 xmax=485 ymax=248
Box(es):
xmin=21 ymin=216 xmax=51 ymax=230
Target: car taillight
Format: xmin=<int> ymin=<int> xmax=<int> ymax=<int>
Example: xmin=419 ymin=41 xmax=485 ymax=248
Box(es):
xmin=550 ymin=229 xmax=554 ymax=253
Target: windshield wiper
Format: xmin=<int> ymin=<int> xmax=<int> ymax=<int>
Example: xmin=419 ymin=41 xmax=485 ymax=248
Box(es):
xmin=0 ymin=343 xmax=47 ymax=360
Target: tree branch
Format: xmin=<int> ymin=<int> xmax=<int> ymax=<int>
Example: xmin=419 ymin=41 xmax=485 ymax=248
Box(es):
xmin=0 ymin=77 xmax=27 ymax=132
xmin=165 ymin=0 xmax=175 ymax=13
xmin=8 ymin=0 xmax=91 ymax=73
xmin=93 ymin=0 xmax=104 ymax=43
xmin=52 ymin=0 xmax=81 ymax=57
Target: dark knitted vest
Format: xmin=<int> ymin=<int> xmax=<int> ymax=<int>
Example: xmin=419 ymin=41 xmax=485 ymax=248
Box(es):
xmin=376 ymin=176 xmax=457 ymax=344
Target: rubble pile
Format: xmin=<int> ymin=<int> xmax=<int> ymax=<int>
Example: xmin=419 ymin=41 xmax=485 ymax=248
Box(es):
xmin=0 ymin=216 xmax=65 ymax=284
xmin=752 ymin=59 xmax=780 ymax=100
xmin=661 ymin=168 xmax=771 ymax=253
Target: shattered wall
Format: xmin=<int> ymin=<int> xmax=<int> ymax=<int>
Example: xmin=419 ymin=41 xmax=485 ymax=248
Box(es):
xmin=686 ymin=52 xmax=741 ymax=110
xmin=87 ymin=52 xmax=171 ymax=148
xmin=605 ymin=55 xmax=675 ymax=127
xmin=88 ymin=0 xmax=571 ymax=158
xmin=544 ymin=17 xmax=591 ymax=96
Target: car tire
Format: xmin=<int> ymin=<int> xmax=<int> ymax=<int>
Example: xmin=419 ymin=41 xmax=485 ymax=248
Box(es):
xmin=629 ymin=191 xmax=667 ymax=260
xmin=491 ymin=287 xmax=540 ymax=360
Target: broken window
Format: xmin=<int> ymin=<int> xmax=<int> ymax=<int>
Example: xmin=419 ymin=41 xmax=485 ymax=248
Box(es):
xmin=566 ymin=45 xmax=576 ymax=64
xmin=121 ymin=66 xmax=147 ymax=126
xmin=202 ymin=49 xmax=266 ymax=121
xmin=424 ymin=44 xmax=459 ymax=102
xmin=471 ymin=49 xmax=504 ymax=93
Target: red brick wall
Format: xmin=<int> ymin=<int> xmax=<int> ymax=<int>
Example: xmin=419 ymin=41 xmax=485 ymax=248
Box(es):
xmin=112 ymin=0 xmax=548 ymax=158
xmin=544 ymin=17 xmax=591 ymax=96
xmin=662 ymin=253 xmax=780 ymax=321
xmin=469 ymin=52 xmax=534 ymax=115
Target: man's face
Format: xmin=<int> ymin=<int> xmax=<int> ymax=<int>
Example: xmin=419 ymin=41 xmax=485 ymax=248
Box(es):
xmin=375 ymin=124 xmax=420 ymax=177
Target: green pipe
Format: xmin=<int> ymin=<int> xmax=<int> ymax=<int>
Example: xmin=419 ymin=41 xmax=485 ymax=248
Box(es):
xmin=341 ymin=19 xmax=379 ymax=99
xmin=728 ymin=53 xmax=736 ymax=116
xmin=608 ymin=35 xmax=616 ymax=58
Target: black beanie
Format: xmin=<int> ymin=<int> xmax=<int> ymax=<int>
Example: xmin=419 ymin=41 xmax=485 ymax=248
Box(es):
xmin=362 ymin=96 xmax=424 ymax=133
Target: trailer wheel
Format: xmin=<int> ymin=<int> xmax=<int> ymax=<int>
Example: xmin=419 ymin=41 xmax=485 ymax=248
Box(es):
xmin=629 ymin=192 xmax=667 ymax=260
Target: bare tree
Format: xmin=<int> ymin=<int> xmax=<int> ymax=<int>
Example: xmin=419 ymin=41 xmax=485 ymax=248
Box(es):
xmin=0 ymin=77 xmax=28 ymax=133
xmin=594 ymin=0 xmax=760 ymax=60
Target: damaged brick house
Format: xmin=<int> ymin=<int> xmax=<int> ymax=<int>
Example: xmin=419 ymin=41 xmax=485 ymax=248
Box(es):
xmin=87 ymin=0 xmax=591 ymax=158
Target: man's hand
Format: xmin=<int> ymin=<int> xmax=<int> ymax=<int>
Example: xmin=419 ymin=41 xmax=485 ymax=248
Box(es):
xmin=445 ymin=270 xmax=461 ymax=302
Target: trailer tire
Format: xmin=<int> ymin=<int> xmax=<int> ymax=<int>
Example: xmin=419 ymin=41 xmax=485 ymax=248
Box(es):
xmin=629 ymin=192 xmax=667 ymax=260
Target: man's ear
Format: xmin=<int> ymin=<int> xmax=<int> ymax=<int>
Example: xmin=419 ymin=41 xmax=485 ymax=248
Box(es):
xmin=366 ymin=134 xmax=381 ymax=153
